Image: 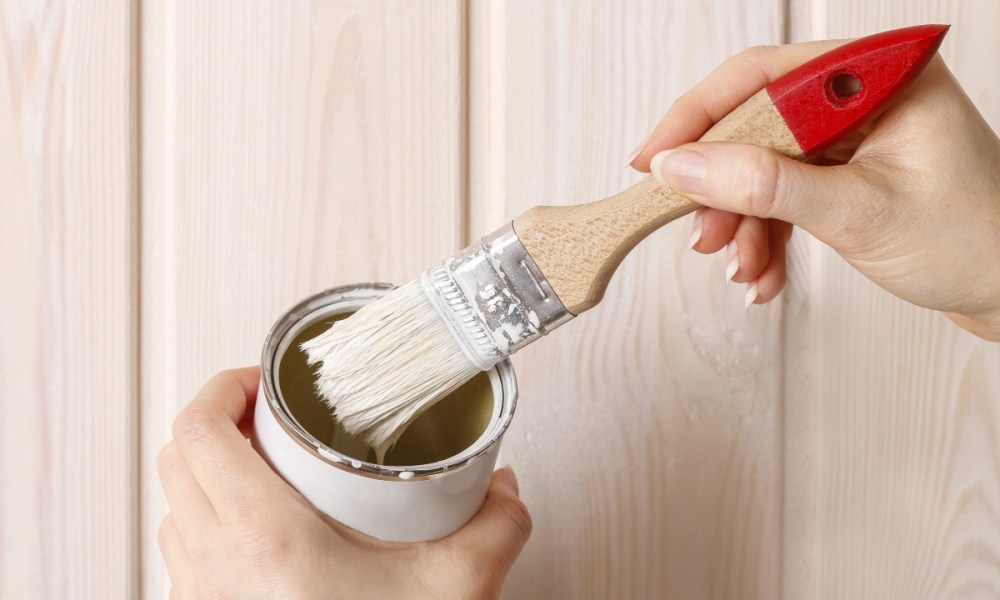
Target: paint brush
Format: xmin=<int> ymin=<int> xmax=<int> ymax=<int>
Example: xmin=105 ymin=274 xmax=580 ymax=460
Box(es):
xmin=302 ymin=25 xmax=949 ymax=452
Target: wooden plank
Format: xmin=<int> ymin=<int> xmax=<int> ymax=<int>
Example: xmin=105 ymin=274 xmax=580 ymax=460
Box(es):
xmin=138 ymin=1 xmax=466 ymax=596
xmin=785 ymin=3 xmax=1000 ymax=597
xmin=473 ymin=2 xmax=788 ymax=598
xmin=0 ymin=1 xmax=138 ymax=598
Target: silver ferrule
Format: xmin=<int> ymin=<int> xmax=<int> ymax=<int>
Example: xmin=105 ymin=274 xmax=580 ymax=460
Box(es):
xmin=420 ymin=222 xmax=574 ymax=371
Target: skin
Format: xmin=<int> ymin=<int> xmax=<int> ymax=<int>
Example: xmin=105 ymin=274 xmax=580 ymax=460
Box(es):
xmin=159 ymin=37 xmax=1000 ymax=599
xmin=630 ymin=41 xmax=1000 ymax=341
xmin=157 ymin=367 xmax=531 ymax=599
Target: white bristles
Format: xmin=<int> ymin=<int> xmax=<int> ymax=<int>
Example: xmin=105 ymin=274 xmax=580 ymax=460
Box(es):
xmin=300 ymin=280 xmax=480 ymax=454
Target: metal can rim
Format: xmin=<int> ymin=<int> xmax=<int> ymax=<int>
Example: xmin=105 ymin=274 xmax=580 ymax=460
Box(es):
xmin=260 ymin=282 xmax=518 ymax=482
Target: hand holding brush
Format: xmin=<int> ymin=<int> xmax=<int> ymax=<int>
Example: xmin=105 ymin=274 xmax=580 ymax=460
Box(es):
xmin=302 ymin=25 xmax=956 ymax=453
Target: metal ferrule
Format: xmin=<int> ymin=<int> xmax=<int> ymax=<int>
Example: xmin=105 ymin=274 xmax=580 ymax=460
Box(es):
xmin=420 ymin=222 xmax=574 ymax=371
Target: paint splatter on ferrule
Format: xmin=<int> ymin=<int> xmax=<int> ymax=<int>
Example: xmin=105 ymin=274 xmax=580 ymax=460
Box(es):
xmin=421 ymin=222 xmax=574 ymax=371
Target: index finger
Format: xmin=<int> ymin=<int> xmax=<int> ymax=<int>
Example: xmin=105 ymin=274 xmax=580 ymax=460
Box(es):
xmin=631 ymin=39 xmax=847 ymax=171
xmin=172 ymin=367 xmax=291 ymax=520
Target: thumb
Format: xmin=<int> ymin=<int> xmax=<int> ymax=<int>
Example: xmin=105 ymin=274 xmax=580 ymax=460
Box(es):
xmin=650 ymin=142 xmax=883 ymax=246
xmin=447 ymin=466 xmax=532 ymax=571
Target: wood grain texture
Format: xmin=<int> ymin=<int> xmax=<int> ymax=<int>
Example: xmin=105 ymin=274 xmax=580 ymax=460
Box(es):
xmin=513 ymin=91 xmax=799 ymax=314
xmin=2 ymin=1 xmax=998 ymax=599
xmin=138 ymin=1 xmax=465 ymax=596
xmin=785 ymin=2 xmax=1000 ymax=598
xmin=512 ymin=175 xmax=698 ymax=314
xmin=476 ymin=2 xmax=788 ymax=598
xmin=0 ymin=1 xmax=138 ymax=599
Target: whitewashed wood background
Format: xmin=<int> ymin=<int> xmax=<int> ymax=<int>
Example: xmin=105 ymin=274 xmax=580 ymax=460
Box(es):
xmin=2 ymin=1 xmax=999 ymax=598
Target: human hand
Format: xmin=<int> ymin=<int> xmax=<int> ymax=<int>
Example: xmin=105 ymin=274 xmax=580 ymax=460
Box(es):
xmin=157 ymin=367 xmax=531 ymax=599
xmin=629 ymin=40 xmax=1000 ymax=341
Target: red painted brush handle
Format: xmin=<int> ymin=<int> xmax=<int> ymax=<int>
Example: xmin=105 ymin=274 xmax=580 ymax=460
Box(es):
xmin=512 ymin=25 xmax=950 ymax=315
xmin=769 ymin=24 xmax=948 ymax=155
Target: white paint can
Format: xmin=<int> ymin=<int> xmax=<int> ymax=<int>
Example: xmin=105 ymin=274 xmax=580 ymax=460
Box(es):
xmin=252 ymin=283 xmax=517 ymax=542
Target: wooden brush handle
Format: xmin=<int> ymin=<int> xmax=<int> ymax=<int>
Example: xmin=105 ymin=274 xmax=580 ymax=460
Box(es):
xmin=511 ymin=25 xmax=948 ymax=315
xmin=513 ymin=90 xmax=800 ymax=314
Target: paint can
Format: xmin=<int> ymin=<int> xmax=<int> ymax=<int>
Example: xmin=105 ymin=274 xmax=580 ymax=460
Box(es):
xmin=252 ymin=283 xmax=517 ymax=542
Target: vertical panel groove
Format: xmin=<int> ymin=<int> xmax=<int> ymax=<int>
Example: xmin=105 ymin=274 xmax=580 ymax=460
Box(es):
xmin=131 ymin=0 xmax=144 ymax=595
xmin=459 ymin=0 xmax=471 ymax=248
xmin=0 ymin=1 xmax=139 ymax=596
xmin=137 ymin=4 xmax=467 ymax=597
xmin=782 ymin=3 xmax=1000 ymax=598
xmin=493 ymin=3 xmax=786 ymax=597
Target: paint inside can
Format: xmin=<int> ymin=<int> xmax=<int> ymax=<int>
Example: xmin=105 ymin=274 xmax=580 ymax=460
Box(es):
xmin=275 ymin=304 xmax=496 ymax=466
xmin=256 ymin=284 xmax=516 ymax=540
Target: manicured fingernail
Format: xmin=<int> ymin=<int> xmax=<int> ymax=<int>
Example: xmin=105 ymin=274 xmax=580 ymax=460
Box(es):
xmin=725 ymin=240 xmax=739 ymax=281
xmin=745 ymin=280 xmax=759 ymax=309
xmin=689 ymin=210 xmax=703 ymax=249
xmin=499 ymin=465 xmax=519 ymax=494
xmin=625 ymin=136 xmax=649 ymax=168
xmin=650 ymin=149 xmax=707 ymax=194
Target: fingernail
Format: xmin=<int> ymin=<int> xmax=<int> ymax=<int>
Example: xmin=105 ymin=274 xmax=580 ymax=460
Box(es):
xmin=725 ymin=240 xmax=739 ymax=281
xmin=499 ymin=465 xmax=519 ymax=495
xmin=745 ymin=280 xmax=759 ymax=309
xmin=688 ymin=210 xmax=703 ymax=249
xmin=625 ymin=136 xmax=649 ymax=168
xmin=650 ymin=149 xmax=707 ymax=194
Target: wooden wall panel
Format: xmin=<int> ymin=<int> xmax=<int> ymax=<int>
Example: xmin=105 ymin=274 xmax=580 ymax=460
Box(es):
xmin=478 ymin=3 xmax=788 ymax=598
xmin=785 ymin=3 xmax=1000 ymax=598
xmin=138 ymin=1 xmax=466 ymax=596
xmin=2 ymin=1 xmax=998 ymax=598
xmin=0 ymin=1 xmax=138 ymax=599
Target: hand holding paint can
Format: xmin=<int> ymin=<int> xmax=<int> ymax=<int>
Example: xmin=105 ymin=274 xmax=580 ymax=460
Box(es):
xmin=157 ymin=366 xmax=528 ymax=597
xmin=252 ymin=283 xmax=519 ymax=542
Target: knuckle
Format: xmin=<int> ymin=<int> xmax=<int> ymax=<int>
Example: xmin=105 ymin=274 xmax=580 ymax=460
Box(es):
xmin=156 ymin=442 xmax=184 ymax=480
xmin=496 ymin=495 xmax=533 ymax=543
xmin=841 ymin=158 xmax=902 ymax=243
xmin=210 ymin=369 xmax=239 ymax=386
xmin=735 ymin=150 xmax=783 ymax=216
xmin=671 ymin=89 xmax=701 ymax=115
xmin=173 ymin=405 xmax=220 ymax=444
xmin=737 ymin=44 xmax=780 ymax=67
xmin=210 ymin=367 xmax=252 ymax=390
xmin=852 ymin=157 xmax=898 ymax=205
xmin=231 ymin=514 xmax=293 ymax=571
xmin=230 ymin=498 xmax=260 ymax=527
